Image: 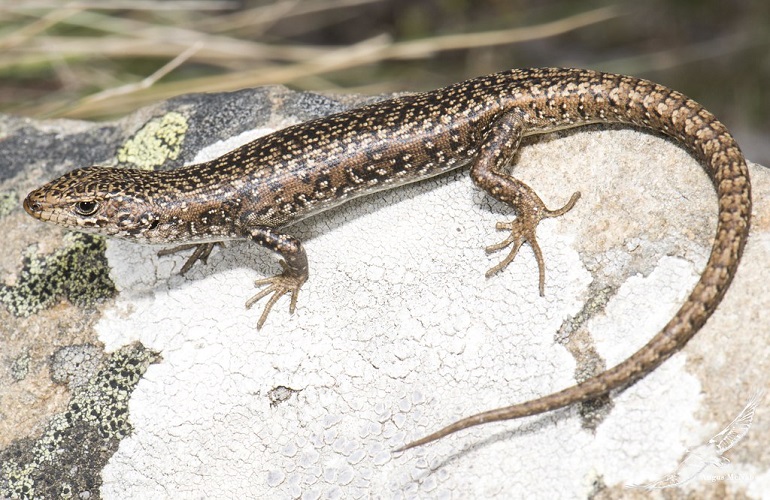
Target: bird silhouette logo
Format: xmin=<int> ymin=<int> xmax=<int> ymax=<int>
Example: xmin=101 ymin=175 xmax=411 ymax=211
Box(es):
xmin=627 ymin=389 xmax=764 ymax=490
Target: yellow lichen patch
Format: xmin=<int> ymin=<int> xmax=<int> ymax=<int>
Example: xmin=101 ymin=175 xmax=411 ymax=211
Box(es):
xmin=116 ymin=112 xmax=188 ymax=170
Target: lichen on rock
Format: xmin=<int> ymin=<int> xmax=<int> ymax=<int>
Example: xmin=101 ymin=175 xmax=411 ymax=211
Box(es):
xmin=0 ymin=232 xmax=116 ymax=317
xmin=0 ymin=342 xmax=161 ymax=500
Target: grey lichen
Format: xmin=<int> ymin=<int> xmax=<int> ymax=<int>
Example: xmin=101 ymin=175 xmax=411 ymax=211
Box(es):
xmin=50 ymin=344 xmax=104 ymax=391
xmin=0 ymin=342 xmax=161 ymax=500
xmin=0 ymin=191 xmax=16 ymax=218
xmin=10 ymin=351 xmax=30 ymax=382
xmin=0 ymin=232 xmax=116 ymax=317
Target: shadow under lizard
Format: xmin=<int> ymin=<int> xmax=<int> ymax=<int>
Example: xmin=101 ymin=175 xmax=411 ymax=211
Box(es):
xmin=23 ymin=68 xmax=752 ymax=451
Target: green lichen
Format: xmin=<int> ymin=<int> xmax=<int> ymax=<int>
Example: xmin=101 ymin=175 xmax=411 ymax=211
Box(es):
xmin=116 ymin=111 xmax=189 ymax=170
xmin=0 ymin=232 xmax=116 ymax=317
xmin=0 ymin=191 xmax=17 ymax=218
xmin=0 ymin=342 xmax=161 ymax=500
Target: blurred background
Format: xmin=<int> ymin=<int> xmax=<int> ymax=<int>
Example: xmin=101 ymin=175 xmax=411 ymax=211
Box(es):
xmin=1 ymin=0 xmax=767 ymax=164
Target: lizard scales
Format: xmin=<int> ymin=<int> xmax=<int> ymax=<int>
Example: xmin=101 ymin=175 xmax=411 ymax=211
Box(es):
xmin=23 ymin=68 xmax=751 ymax=450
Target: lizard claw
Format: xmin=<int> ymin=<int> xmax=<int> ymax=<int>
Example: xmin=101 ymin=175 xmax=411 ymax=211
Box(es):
xmin=485 ymin=218 xmax=544 ymax=294
xmin=245 ymin=260 xmax=307 ymax=329
xmin=485 ymin=191 xmax=580 ymax=296
xmin=158 ymin=242 xmax=225 ymax=274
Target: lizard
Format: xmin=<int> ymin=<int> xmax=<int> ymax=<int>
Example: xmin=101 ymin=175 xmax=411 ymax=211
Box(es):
xmin=23 ymin=68 xmax=751 ymax=451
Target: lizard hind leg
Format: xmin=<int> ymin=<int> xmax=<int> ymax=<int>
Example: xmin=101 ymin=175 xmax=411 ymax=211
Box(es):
xmin=470 ymin=111 xmax=580 ymax=295
xmin=485 ymin=190 xmax=580 ymax=294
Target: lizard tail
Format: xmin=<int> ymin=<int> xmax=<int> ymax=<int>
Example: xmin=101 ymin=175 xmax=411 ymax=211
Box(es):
xmin=398 ymin=74 xmax=752 ymax=451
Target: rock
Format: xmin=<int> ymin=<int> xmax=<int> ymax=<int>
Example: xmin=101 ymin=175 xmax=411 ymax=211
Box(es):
xmin=1 ymin=84 xmax=768 ymax=499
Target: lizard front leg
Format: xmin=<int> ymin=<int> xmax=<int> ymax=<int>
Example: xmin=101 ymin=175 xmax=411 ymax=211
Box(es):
xmin=244 ymin=227 xmax=309 ymax=329
xmin=470 ymin=111 xmax=580 ymax=295
xmin=158 ymin=242 xmax=225 ymax=274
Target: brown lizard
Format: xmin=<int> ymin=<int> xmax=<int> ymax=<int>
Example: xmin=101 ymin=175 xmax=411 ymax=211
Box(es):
xmin=23 ymin=68 xmax=751 ymax=450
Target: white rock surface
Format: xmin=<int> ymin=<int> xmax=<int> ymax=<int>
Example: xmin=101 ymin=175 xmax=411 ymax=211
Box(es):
xmin=97 ymin=126 xmax=770 ymax=499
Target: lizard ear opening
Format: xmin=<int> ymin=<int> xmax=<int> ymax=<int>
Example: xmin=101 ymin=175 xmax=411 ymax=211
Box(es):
xmin=74 ymin=200 xmax=100 ymax=216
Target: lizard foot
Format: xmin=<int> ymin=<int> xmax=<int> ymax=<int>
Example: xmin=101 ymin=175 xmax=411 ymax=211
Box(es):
xmin=158 ymin=242 xmax=225 ymax=274
xmin=245 ymin=260 xmax=308 ymax=329
xmin=486 ymin=191 xmax=580 ymax=295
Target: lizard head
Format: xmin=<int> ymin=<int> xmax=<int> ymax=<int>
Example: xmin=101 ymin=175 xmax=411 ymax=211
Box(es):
xmin=24 ymin=166 xmax=166 ymax=241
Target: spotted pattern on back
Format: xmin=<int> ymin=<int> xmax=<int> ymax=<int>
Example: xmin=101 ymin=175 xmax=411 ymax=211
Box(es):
xmin=24 ymin=68 xmax=748 ymax=246
xmin=22 ymin=67 xmax=752 ymax=450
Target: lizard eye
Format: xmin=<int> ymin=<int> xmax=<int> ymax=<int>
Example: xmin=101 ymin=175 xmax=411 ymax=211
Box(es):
xmin=74 ymin=200 xmax=100 ymax=216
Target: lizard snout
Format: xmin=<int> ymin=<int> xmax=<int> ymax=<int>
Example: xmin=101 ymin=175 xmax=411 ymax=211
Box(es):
xmin=23 ymin=193 xmax=43 ymax=217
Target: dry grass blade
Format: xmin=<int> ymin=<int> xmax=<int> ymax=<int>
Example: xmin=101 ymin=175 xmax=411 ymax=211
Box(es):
xmin=81 ymin=41 xmax=204 ymax=105
xmin=0 ymin=6 xmax=81 ymax=50
xmin=31 ymin=10 xmax=327 ymax=62
xmin=13 ymin=35 xmax=331 ymax=64
xmin=381 ymin=5 xmax=620 ymax=58
xmin=58 ymin=5 xmax=622 ymax=119
xmin=601 ymin=32 xmax=757 ymax=75
xmin=3 ymin=1 xmax=238 ymax=11
xmin=196 ymin=0 xmax=383 ymax=33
